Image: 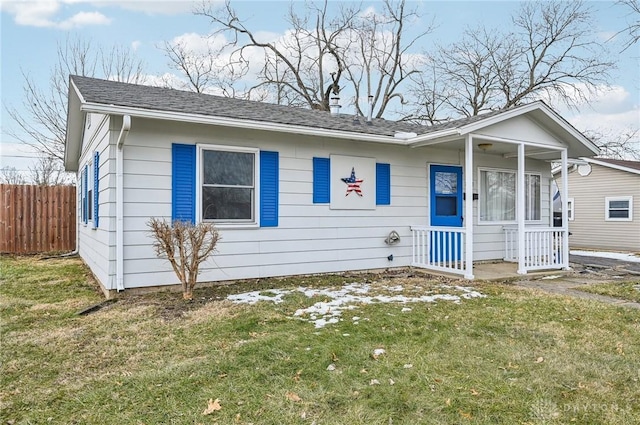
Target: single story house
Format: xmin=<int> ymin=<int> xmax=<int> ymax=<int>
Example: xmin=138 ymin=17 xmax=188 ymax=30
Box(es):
xmin=553 ymin=157 xmax=640 ymax=252
xmin=64 ymin=76 xmax=599 ymax=295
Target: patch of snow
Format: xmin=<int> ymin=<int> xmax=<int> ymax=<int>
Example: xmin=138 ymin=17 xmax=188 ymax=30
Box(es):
xmin=373 ymin=348 xmax=386 ymax=357
xmin=227 ymin=282 xmax=485 ymax=328
xmin=571 ymin=250 xmax=640 ymax=263
xmin=541 ymin=275 xmax=562 ymax=280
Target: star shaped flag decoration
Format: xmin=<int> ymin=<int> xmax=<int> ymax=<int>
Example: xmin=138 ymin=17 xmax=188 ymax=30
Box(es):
xmin=341 ymin=167 xmax=363 ymax=197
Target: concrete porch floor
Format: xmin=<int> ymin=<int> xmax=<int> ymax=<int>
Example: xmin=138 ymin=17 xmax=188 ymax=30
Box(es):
xmin=426 ymin=261 xmax=569 ymax=281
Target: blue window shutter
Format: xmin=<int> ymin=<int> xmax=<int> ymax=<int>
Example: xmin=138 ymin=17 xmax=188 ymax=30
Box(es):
xmin=172 ymin=143 xmax=196 ymax=223
xmin=260 ymin=151 xmax=279 ymax=227
xmin=313 ymin=157 xmax=330 ymax=203
xmin=376 ymin=163 xmax=391 ymax=205
xmin=93 ymin=151 xmax=99 ymax=228
xmin=83 ymin=165 xmax=88 ymax=224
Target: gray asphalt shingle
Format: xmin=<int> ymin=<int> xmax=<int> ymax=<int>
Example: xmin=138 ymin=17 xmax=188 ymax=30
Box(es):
xmin=71 ymin=75 xmax=503 ymax=137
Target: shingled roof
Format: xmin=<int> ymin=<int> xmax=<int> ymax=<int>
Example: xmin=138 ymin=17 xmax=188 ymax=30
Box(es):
xmin=70 ymin=75 xmax=502 ymax=138
xmin=588 ymin=158 xmax=640 ymax=173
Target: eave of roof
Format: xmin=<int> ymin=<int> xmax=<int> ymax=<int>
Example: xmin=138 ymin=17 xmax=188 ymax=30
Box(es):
xmin=584 ymin=157 xmax=640 ymax=175
xmin=65 ymin=75 xmax=600 ymax=168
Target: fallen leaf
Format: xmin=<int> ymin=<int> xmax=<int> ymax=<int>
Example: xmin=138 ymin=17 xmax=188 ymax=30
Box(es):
xmin=332 ymin=352 xmax=339 ymax=362
xmin=360 ymin=368 xmax=368 ymax=374
xmin=470 ymin=388 xmax=480 ymax=396
xmin=459 ymin=410 xmax=473 ymax=420
xmin=389 ymin=378 xmax=395 ymax=386
xmin=293 ymin=370 xmax=303 ymax=382
xmin=300 ymin=411 xmax=307 ymax=419
xmin=535 ymin=357 xmax=544 ymax=363
xmin=370 ymin=379 xmax=380 ymax=385
xmin=403 ymin=364 xmax=413 ymax=369
xmin=445 ymin=398 xmax=451 ymax=406
xmin=202 ymin=398 xmax=222 ymax=415
xmin=327 ymin=363 xmax=336 ymax=371
xmin=286 ymin=392 xmax=302 ymax=402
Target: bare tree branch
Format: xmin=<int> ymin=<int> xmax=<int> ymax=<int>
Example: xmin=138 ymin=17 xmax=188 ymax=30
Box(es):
xmin=148 ymin=218 xmax=220 ymax=300
xmin=5 ymin=36 xmax=146 ymax=165
xmin=613 ymin=0 xmax=640 ymax=52
xmin=29 ymin=155 xmax=74 ymax=186
xmin=409 ymin=1 xmax=615 ymax=122
xmin=0 ymin=167 xmax=27 ymax=185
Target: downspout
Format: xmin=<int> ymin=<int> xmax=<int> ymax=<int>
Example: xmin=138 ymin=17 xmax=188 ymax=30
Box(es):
xmin=116 ymin=115 xmax=131 ymax=292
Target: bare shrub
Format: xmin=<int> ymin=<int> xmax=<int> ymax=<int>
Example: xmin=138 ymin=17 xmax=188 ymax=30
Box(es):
xmin=148 ymin=218 xmax=220 ymax=300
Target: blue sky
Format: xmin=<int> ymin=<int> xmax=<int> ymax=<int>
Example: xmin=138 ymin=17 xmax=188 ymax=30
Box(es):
xmin=1 ymin=0 xmax=638 ymax=174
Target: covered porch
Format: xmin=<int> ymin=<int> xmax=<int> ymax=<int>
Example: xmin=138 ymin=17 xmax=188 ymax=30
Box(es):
xmin=402 ymin=103 xmax=596 ymax=280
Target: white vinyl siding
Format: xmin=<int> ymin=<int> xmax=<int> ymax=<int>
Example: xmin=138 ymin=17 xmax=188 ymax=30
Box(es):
xmin=555 ymin=164 xmax=640 ymax=252
xmin=111 ymin=118 xmax=555 ymax=288
xmin=77 ymin=113 xmax=112 ymax=290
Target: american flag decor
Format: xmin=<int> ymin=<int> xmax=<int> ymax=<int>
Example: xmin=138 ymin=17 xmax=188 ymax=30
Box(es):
xmin=341 ymin=167 xmax=364 ymax=197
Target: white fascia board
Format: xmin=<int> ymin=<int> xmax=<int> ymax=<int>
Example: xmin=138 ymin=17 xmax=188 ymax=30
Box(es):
xmin=64 ymin=79 xmax=86 ymax=172
xmin=406 ymin=129 xmax=461 ymax=147
xmin=584 ymin=157 xmax=640 ymax=175
xmin=80 ymin=102 xmax=409 ymax=146
xmin=458 ymin=102 xmax=599 ymax=156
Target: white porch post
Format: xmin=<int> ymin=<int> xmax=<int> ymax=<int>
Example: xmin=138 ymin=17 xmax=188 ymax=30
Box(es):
xmin=517 ymin=143 xmax=526 ymax=274
xmin=561 ymin=148 xmax=570 ymax=270
xmin=464 ymin=134 xmax=474 ymax=279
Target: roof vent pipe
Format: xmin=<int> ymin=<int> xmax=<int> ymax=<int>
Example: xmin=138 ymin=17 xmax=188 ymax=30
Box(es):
xmin=367 ymin=95 xmax=374 ymax=124
xmin=330 ymin=96 xmax=341 ymax=115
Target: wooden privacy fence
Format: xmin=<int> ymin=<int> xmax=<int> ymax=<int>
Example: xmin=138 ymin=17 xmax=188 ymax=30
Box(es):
xmin=0 ymin=184 xmax=76 ymax=254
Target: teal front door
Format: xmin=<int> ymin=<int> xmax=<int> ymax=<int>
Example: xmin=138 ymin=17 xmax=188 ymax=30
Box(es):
xmin=430 ymin=165 xmax=463 ymax=262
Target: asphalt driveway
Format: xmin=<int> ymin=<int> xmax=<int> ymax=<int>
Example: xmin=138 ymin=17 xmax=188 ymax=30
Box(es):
xmin=570 ymin=254 xmax=640 ymax=274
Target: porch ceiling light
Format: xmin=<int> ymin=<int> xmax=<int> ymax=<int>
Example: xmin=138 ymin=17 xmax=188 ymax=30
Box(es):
xmin=478 ymin=143 xmax=493 ymax=151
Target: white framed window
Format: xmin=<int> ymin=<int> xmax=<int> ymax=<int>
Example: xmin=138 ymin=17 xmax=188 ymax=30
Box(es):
xmin=479 ymin=168 xmax=542 ymax=223
xmin=197 ymin=144 xmax=259 ymax=226
xmin=605 ymin=196 xmax=632 ymax=221
xmin=567 ymin=198 xmax=574 ymax=221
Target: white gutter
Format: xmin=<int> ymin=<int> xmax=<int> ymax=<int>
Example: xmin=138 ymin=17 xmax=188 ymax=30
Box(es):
xmin=115 ymin=115 xmax=131 ymax=292
xmin=80 ymin=103 xmax=408 ymax=146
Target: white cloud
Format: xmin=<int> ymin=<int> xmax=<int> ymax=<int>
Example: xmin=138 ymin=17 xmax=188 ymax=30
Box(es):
xmin=131 ymin=40 xmax=141 ymax=51
xmin=91 ymin=0 xmax=200 ymax=15
xmin=2 ymin=0 xmax=110 ymax=29
xmin=1 ymin=0 xmax=193 ymax=29
xmin=58 ymin=10 xmax=110 ymax=28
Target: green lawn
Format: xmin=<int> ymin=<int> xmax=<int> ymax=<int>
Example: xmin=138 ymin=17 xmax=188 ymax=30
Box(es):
xmin=1 ymin=256 xmax=639 ymax=424
xmin=577 ymin=281 xmax=640 ymax=304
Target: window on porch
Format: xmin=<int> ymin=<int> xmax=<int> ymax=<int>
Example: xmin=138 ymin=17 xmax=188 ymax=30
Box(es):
xmin=479 ymin=169 xmax=541 ymax=223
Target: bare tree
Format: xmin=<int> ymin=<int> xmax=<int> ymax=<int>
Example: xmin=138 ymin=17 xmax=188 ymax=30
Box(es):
xmin=614 ymin=0 xmax=640 ymax=52
xmin=162 ymin=34 xmax=248 ymax=95
xmin=0 ymin=166 xmax=27 ymax=185
xmin=587 ymin=128 xmax=640 ymax=160
xmin=29 ymin=155 xmax=73 ymax=186
xmin=148 ymin=218 xmax=220 ymax=300
xmin=5 ymin=36 xmax=146 ymax=163
xmin=175 ymin=0 xmax=429 ymax=117
xmin=408 ymin=1 xmax=615 ymax=123
xmin=342 ymin=0 xmax=433 ymax=118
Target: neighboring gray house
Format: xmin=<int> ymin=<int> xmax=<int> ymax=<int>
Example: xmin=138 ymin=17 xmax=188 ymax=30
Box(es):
xmin=554 ymin=158 xmax=640 ymax=252
xmin=64 ymin=76 xmax=598 ymax=296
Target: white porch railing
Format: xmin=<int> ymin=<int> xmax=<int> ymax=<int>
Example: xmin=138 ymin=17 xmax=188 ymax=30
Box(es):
xmin=411 ymin=226 xmax=467 ymax=276
xmin=504 ymin=227 xmax=568 ymax=271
